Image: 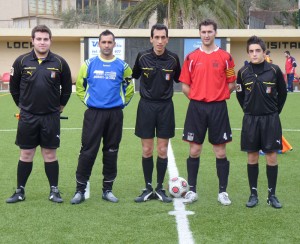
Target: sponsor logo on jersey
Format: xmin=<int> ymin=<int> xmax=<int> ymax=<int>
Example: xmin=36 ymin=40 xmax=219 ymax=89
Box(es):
xmin=105 ymin=71 xmax=116 ymax=80
xmin=94 ymin=70 xmax=105 ymax=79
xmin=94 ymin=70 xmax=104 ymax=75
xmin=93 ymin=70 xmax=116 ymax=80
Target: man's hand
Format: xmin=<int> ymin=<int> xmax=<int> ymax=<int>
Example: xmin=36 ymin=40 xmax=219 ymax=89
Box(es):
xmin=228 ymin=82 xmax=236 ymax=93
xmin=60 ymin=105 xmax=64 ymax=113
xmin=182 ymin=83 xmax=190 ymax=98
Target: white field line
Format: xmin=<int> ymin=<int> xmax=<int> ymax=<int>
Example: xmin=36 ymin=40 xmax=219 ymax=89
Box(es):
xmin=1 ymin=127 xmax=300 ymax=132
xmin=125 ymin=127 xmax=300 ymax=132
xmin=167 ymin=140 xmax=195 ymax=244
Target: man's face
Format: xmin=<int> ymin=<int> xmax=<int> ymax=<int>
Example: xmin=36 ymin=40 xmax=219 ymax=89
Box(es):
xmin=32 ymin=32 xmax=51 ymax=56
xmin=199 ymin=25 xmax=216 ymax=47
xmin=99 ymin=34 xmax=115 ymax=58
xmin=248 ymin=44 xmax=265 ymax=64
xmin=150 ymin=29 xmax=169 ymax=55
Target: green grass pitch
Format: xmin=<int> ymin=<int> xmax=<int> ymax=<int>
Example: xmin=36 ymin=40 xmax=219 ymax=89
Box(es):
xmin=0 ymin=91 xmax=299 ymax=243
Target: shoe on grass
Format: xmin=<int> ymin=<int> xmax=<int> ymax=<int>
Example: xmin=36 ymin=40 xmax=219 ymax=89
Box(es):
xmin=134 ymin=188 xmax=153 ymax=203
xmin=246 ymin=194 xmax=258 ymax=208
xmin=6 ymin=188 xmax=25 ymax=203
xmin=102 ymin=191 xmax=118 ymax=203
xmin=70 ymin=192 xmax=85 ymax=204
xmin=49 ymin=186 xmax=63 ymax=203
xmin=218 ymin=192 xmax=231 ymax=206
xmin=267 ymin=195 xmax=282 ymax=209
xmin=183 ymin=191 xmax=198 ymax=204
xmin=154 ymin=189 xmax=172 ymax=203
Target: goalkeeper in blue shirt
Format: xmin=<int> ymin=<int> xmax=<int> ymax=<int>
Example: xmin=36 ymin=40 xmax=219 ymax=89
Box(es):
xmin=70 ymin=30 xmax=134 ymax=204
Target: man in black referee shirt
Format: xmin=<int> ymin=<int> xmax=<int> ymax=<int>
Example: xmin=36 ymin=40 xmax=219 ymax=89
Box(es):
xmin=236 ymin=36 xmax=287 ymax=208
xmin=6 ymin=25 xmax=72 ymax=203
xmin=133 ymin=24 xmax=181 ymax=203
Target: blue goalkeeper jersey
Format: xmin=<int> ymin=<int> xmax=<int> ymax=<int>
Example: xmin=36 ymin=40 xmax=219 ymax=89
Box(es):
xmin=76 ymin=55 xmax=133 ymax=109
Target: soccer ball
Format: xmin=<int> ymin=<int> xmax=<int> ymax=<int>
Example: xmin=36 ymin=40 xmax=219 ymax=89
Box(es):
xmin=168 ymin=177 xmax=189 ymax=198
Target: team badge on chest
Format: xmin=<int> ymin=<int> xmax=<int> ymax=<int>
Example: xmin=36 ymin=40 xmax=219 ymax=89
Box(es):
xmin=165 ymin=73 xmax=170 ymax=80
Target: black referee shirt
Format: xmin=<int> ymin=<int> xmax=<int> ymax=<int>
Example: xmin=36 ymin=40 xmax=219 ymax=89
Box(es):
xmin=236 ymin=61 xmax=287 ymax=115
xmin=132 ymin=48 xmax=181 ymax=101
xmin=10 ymin=50 xmax=72 ymax=114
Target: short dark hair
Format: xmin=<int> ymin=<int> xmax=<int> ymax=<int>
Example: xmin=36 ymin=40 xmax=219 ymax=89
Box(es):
xmin=99 ymin=29 xmax=115 ymax=41
xmin=266 ymin=50 xmax=270 ymax=55
xmin=246 ymin=35 xmax=266 ymax=53
xmin=284 ymin=50 xmax=290 ymax=55
xmin=31 ymin=25 xmax=52 ymax=39
xmin=151 ymin=23 xmax=168 ymax=38
xmin=199 ymin=19 xmax=217 ymax=31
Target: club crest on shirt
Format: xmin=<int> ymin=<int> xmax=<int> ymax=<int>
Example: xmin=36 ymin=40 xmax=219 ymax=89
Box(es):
xmin=213 ymin=61 xmax=219 ymax=68
xmin=266 ymin=87 xmax=271 ymax=93
xmin=236 ymin=84 xmax=242 ymax=92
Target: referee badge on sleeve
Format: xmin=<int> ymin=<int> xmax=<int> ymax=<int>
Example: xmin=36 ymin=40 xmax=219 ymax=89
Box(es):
xmin=236 ymin=84 xmax=242 ymax=92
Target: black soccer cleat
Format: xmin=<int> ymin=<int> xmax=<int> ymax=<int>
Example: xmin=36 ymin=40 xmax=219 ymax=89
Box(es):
xmin=134 ymin=188 xmax=154 ymax=203
xmin=6 ymin=188 xmax=25 ymax=203
xmin=246 ymin=194 xmax=259 ymax=208
xmin=267 ymin=195 xmax=282 ymax=209
xmin=49 ymin=186 xmax=63 ymax=203
xmin=154 ymin=189 xmax=172 ymax=203
xmin=70 ymin=192 xmax=85 ymax=204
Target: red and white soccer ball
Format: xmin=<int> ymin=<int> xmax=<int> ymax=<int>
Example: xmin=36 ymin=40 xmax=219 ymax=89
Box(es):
xmin=168 ymin=177 xmax=189 ymax=198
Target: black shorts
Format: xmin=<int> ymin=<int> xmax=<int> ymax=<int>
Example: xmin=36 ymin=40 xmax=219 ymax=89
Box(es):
xmin=241 ymin=113 xmax=282 ymax=152
xmin=135 ymin=98 xmax=175 ymax=139
xmin=182 ymin=100 xmax=232 ymax=145
xmin=81 ymin=107 xmax=123 ymax=155
xmin=16 ymin=110 xmax=60 ymax=149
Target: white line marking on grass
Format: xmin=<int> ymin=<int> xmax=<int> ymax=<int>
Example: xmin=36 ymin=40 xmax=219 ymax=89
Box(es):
xmin=0 ymin=129 xmax=17 ymax=132
xmin=282 ymin=129 xmax=300 ymax=132
xmin=1 ymin=128 xmax=300 ymax=133
xmin=119 ymin=127 xmax=300 ymax=132
xmin=167 ymin=141 xmax=195 ymax=244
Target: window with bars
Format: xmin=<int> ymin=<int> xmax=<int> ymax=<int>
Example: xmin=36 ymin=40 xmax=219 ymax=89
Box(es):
xmin=76 ymin=0 xmax=139 ymax=11
xmin=76 ymin=0 xmax=96 ymax=10
xmin=120 ymin=0 xmax=139 ymax=10
xmin=29 ymin=0 xmax=61 ymax=15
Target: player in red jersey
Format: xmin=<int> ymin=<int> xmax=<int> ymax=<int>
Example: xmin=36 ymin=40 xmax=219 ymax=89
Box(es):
xmin=284 ymin=50 xmax=297 ymax=92
xmin=179 ymin=19 xmax=236 ymax=205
